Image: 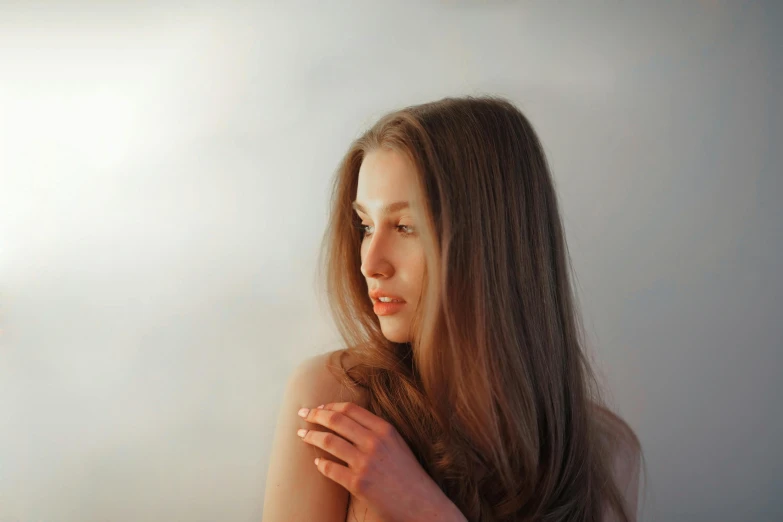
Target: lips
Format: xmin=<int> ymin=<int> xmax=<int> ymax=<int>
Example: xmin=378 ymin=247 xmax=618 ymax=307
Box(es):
xmin=373 ymin=300 xmax=406 ymax=316
xmin=368 ymin=289 xmax=406 ymax=303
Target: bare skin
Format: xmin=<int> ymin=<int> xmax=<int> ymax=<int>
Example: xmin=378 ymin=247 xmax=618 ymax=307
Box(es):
xmin=262 ymin=349 xmax=369 ymax=522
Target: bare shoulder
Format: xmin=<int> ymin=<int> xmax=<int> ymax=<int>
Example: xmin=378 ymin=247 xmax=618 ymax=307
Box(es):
xmin=292 ymin=348 xmax=370 ymax=408
xmin=261 ymin=349 xmax=368 ymax=522
xmin=592 ymin=404 xmax=642 ymax=520
xmin=593 ymin=404 xmax=641 ymax=451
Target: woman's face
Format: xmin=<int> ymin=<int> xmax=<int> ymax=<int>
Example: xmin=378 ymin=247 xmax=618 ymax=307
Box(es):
xmin=354 ymin=147 xmax=425 ymax=343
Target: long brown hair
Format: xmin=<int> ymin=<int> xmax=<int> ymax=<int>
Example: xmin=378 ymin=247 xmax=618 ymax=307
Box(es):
xmin=316 ymin=95 xmax=647 ymax=521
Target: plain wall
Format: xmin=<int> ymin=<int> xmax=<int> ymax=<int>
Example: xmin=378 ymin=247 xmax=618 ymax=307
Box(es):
xmin=1 ymin=1 xmax=780 ymax=521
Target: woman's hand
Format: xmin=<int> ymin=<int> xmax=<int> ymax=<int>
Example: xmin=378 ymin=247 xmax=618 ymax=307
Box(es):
xmin=296 ymin=402 xmax=466 ymax=522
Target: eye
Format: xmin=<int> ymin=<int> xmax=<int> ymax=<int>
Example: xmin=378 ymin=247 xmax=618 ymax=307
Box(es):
xmin=353 ymin=223 xmax=415 ymax=237
xmin=354 ymin=223 xmax=372 ymax=236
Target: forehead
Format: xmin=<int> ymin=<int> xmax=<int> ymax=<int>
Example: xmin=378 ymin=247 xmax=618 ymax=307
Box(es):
xmin=355 ymin=148 xmax=418 ymax=204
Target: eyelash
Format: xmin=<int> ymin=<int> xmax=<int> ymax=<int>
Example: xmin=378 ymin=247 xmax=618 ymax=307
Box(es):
xmin=354 ymin=223 xmax=414 ymax=238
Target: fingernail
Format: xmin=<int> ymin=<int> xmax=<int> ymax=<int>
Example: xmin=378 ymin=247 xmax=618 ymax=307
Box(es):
xmin=297 ymin=408 xmax=309 ymax=418
xmin=317 ymin=404 xmax=325 ymax=409
xmin=297 ymin=429 xmax=307 ymax=438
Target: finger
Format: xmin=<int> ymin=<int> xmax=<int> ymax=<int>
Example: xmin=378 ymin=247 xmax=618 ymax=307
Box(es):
xmin=298 ymin=428 xmax=362 ymax=467
xmin=302 ymin=407 xmax=375 ymax=450
xmin=322 ymin=402 xmax=391 ymax=436
xmin=314 ymin=456 xmax=356 ymax=495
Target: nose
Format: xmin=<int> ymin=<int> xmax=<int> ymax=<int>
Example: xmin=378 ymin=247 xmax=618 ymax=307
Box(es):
xmin=360 ymin=230 xmax=395 ymax=279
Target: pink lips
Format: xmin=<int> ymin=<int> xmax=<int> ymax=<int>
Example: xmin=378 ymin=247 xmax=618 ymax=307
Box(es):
xmin=368 ymin=289 xmax=406 ymax=316
xmin=373 ymin=300 xmax=406 ymax=316
xmin=368 ymin=289 xmax=405 ymax=302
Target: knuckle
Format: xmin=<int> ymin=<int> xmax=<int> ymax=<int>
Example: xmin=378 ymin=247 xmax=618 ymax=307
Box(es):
xmin=376 ymin=425 xmax=395 ymax=445
xmin=351 ymin=474 xmax=369 ymax=495
xmin=330 ymin=412 xmax=345 ymax=428
xmin=356 ymin=455 xmax=371 ymax=475
xmin=322 ymin=433 xmax=336 ymax=449
xmin=383 ymin=422 xmax=397 ymax=437
xmin=365 ymin=437 xmax=380 ymax=455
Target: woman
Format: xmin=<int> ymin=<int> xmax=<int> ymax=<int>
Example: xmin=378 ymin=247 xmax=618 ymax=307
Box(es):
xmin=262 ymin=95 xmax=646 ymax=522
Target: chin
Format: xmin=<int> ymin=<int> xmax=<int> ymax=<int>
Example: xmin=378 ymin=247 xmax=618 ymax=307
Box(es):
xmin=381 ymin=332 xmax=409 ymax=343
xmin=380 ymin=323 xmax=411 ymax=344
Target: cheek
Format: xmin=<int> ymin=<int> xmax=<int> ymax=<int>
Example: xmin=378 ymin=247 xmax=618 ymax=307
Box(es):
xmin=412 ymin=257 xmax=426 ymax=291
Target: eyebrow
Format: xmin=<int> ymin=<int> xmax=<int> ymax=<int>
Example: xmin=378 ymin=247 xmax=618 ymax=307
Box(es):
xmin=351 ymin=201 xmax=410 ymax=215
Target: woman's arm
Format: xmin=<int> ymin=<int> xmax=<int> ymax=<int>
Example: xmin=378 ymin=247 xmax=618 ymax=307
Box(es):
xmin=262 ymin=350 xmax=366 ymax=522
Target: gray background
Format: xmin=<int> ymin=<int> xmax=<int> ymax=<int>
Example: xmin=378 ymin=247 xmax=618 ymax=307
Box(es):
xmin=0 ymin=1 xmax=780 ymax=521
